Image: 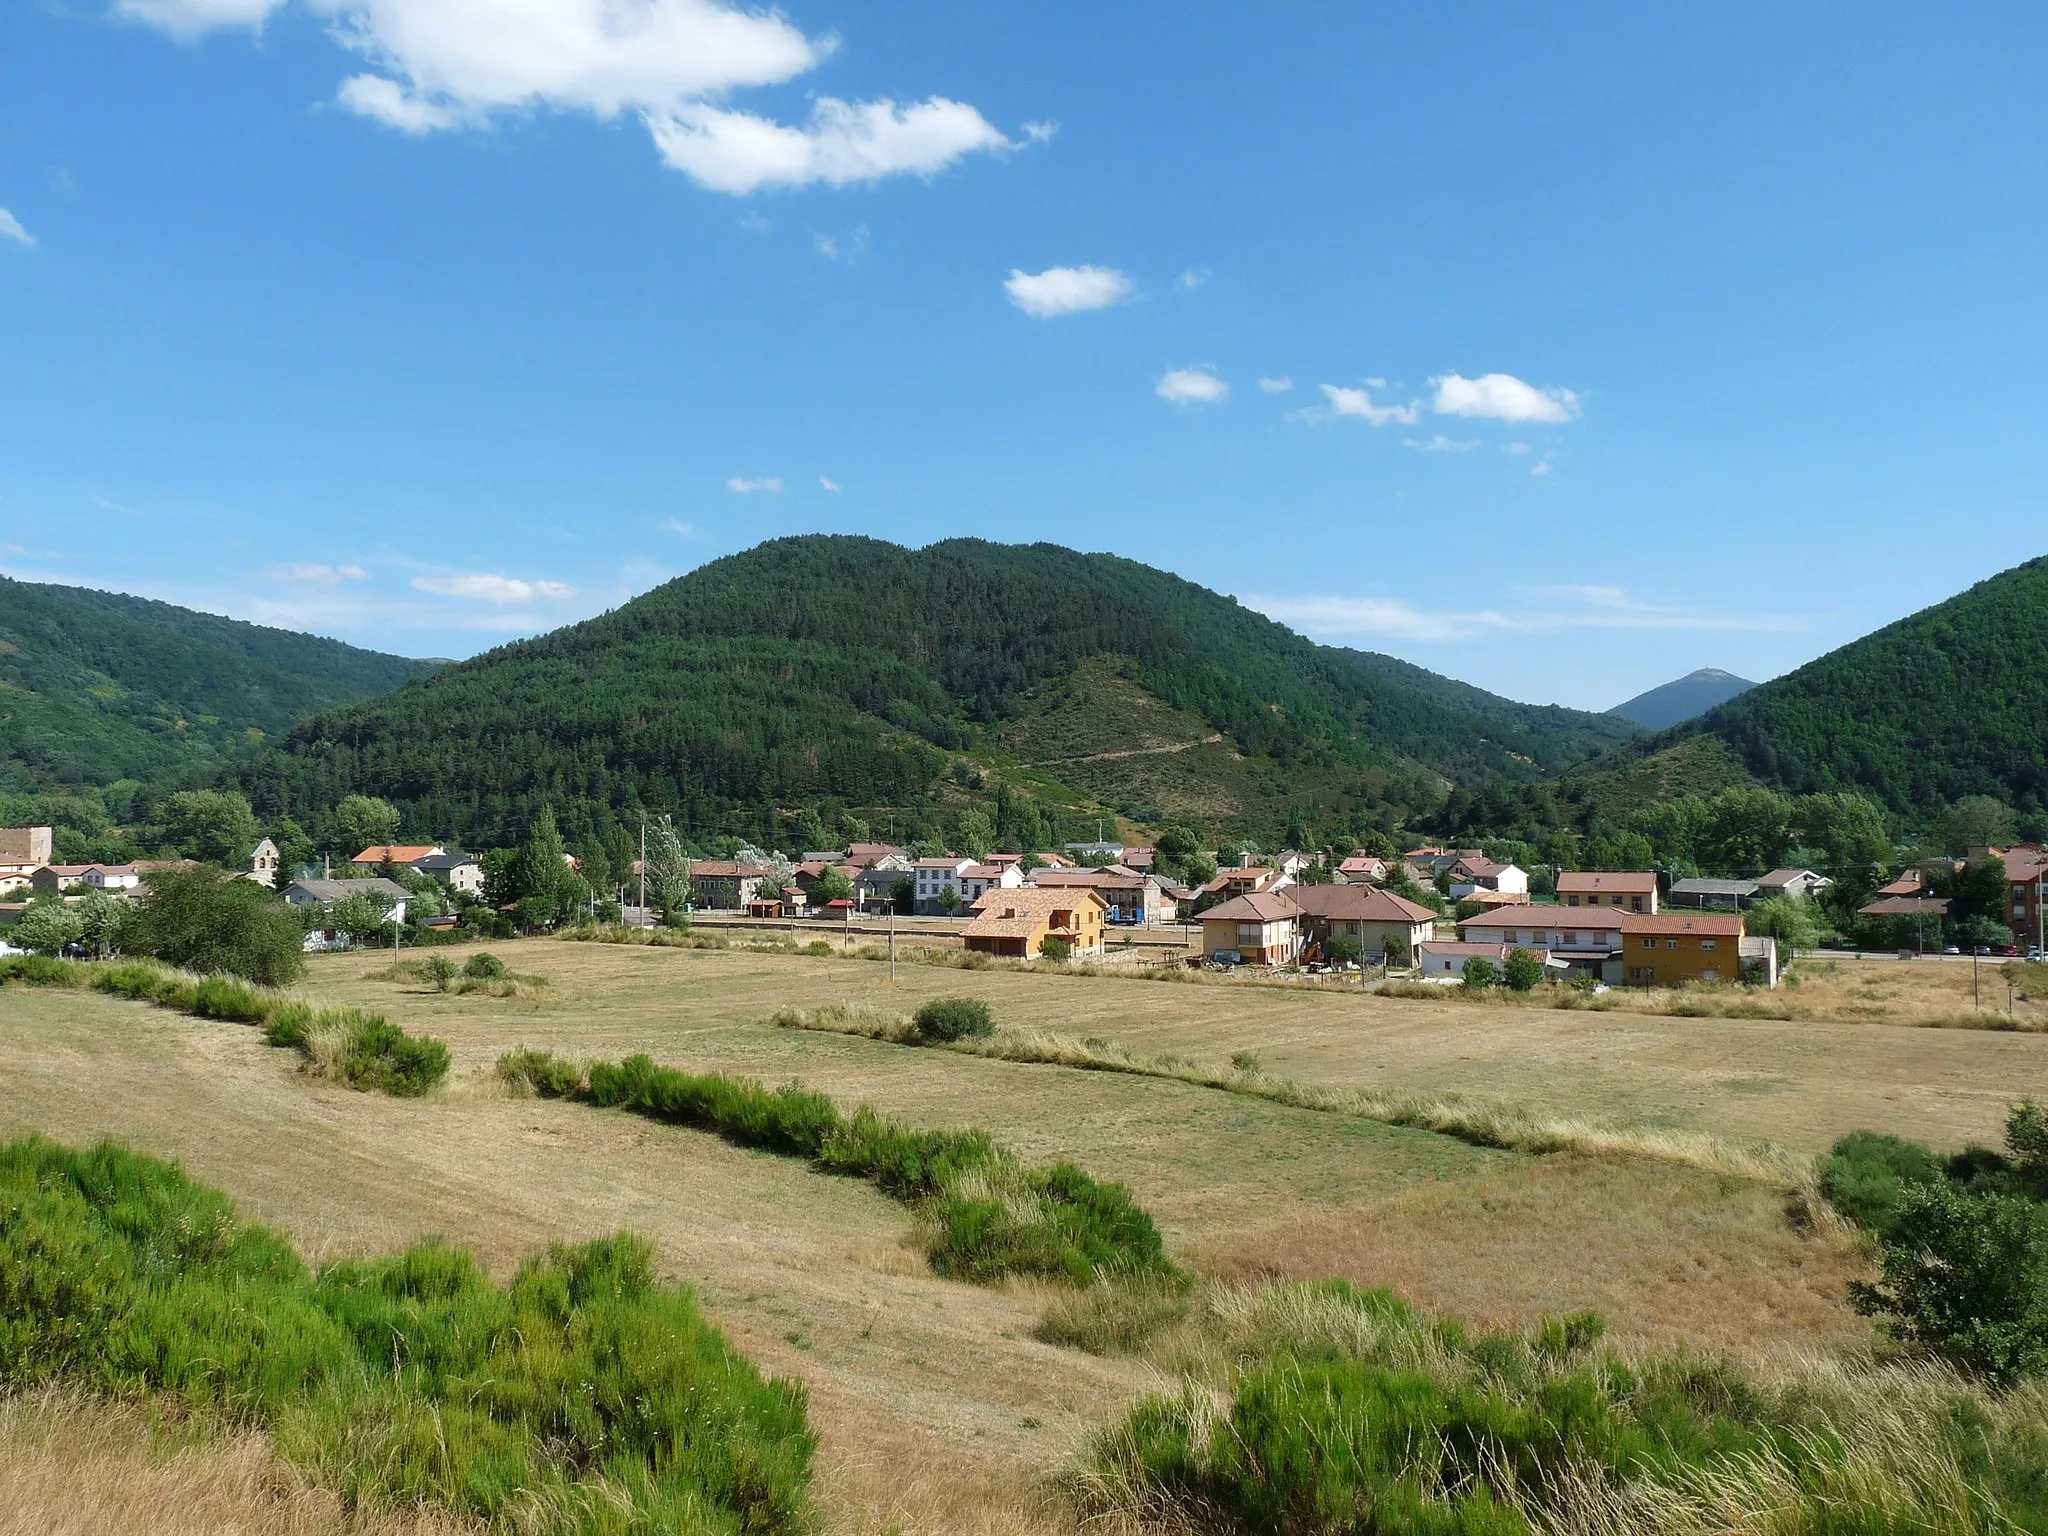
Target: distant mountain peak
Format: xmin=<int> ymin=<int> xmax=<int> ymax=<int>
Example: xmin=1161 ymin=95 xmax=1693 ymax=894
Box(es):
xmin=1608 ymin=668 xmax=1757 ymax=730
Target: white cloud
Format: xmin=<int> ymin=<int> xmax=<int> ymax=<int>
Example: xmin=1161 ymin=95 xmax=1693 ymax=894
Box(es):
xmin=1175 ymin=267 xmax=1208 ymax=291
xmin=1531 ymin=461 xmax=1552 ymax=476
xmin=1404 ymin=435 xmax=1480 ymax=454
xmin=1364 ymin=376 xmax=1386 ymax=388
xmin=664 ymin=519 xmax=697 ymax=536
xmin=271 ymin=562 xmax=369 ymax=583
xmin=123 ymin=0 xmax=1023 ymax=196
xmin=1250 ymin=584 xmax=1811 ymax=644
xmin=1156 ymin=368 xmax=1227 ymax=406
xmin=726 ymin=475 xmax=782 ymax=493
xmin=1250 ymin=595 xmax=1514 ymax=644
xmin=818 ymin=476 xmax=841 ymax=492
xmin=337 ymin=72 xmax=460 ymax=131
xmin=648 ymin=97 xmax=1012 ymax=195
xmin=1003 ymin=264 xmax=1133 ymax=318
xmin=812 ymin=223 xmax=868 ymax=262
xmin=1315 ymin=383 xmax=1419 ymax=426
xmin=116 ymin=0 xmax=281 ymax=39
xmin=1020 ymin=119 xmax=1058 ymax=143
xmin=1432 ymin=371 xmax=1580 ymax=423
xmin=1256 ymin=376 xmax=1292 ymax=393
xmin=411 ymin=573 xmax=577 ymax=602
xmin=1503 ymin=442 xmax=1530 ymax=455
xmin=0 ymin=209 xmax=35 ymax=247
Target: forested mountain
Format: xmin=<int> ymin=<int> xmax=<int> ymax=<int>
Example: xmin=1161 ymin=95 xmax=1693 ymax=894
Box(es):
xmin=0 ymin=575 xmax=438 ymax=794
xmin=1608 ymin=668 xmax=1755 ymax=730
xmin=1689 ymin=556 xmax=2048 ymax=814
xmin=245 ymin=535 xmax=1640 ymax=849
xmin=1335 ymin=649 xmax=1640 ymax=772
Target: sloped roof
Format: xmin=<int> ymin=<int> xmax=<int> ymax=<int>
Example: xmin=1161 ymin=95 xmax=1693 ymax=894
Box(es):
xmin=1857 ymin=895 xmax=1952 ymax=917
xmin=1283 ymin=884 xmax=1437 ymax=923
xmin=351 ymin=845 xmax=440 ymax=865
xmin=1556 ymin=871 xmax=1657 ymax=894
xmin=1199 ymin=890 xmax=1301 ymax=924
xmin=1625 ymin=912 xmax=1745 ymax=936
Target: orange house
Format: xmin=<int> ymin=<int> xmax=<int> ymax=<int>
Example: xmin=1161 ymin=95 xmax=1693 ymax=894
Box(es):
xmin=962 ymin=888 xmax=1107 ymax=958
xmin=1621 ymin=913 xmax=1745 ymax=986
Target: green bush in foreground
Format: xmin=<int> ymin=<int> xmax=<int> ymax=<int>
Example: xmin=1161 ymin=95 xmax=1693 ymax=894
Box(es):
xmin=0 ymin=1136 xmax=814 ymax=1534
xmin=911 ymin=996 xmax=994 ymax=1043
xmin=1081 ymin=1278 xmax=2045 ymax=1535
xmin=500 ymin=1048 xmax=1170 ymax=1286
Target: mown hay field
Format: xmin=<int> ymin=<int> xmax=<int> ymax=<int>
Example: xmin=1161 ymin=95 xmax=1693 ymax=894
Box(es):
xmin=1 ymin=938 xmax=2040 ymax=1532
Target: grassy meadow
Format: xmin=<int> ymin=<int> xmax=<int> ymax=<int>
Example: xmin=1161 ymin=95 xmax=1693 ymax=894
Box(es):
xmin=1 ymin=937 xmax=2043 ymax=1532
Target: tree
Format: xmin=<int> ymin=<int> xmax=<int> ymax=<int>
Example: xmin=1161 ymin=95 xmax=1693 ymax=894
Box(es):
xmin=419 ymin=955 xmax=457 ymax=992
xmin=124 ymin=864 xmax=305 ymax=985
xmin=1326 ymin=933 xmax=1363 ymax=968
xmin=1938 ymin=796 xmax=2018 ymax=857
xmin=1955 ymin=914 xmax=2011 ymax=951
xmin=1382 ymin=932 xmax=1411 ymax=968
xmin=479 ymin=849 xmax=519 ymax=910
xmin=1462 ymin=956 xmax=1499 ymax=988
xmin=75 ymin=887 xmax=129 ymax=959
xmin=327 ymin=794 xmax=401 ymax=857
xmin=1850 ymin=1180 xmax=2048 ymax=1384
xmin=811 ymin=866 xmax=855 ymax=905
xmin=890 ymin=877 xmax=915 ymax=916
xmin=954 ymin=810 xmax=995 ymax=861
xmin=937 ymin=883 xmax=960 ymax=913
xmin=268 ymin=816 xmax=316 ymax=879
xmin=643 ymin=815 xmax=694 ymax=922
xmin=327 ymin=892 xmax=393 ymax=946
xmin=15 ymin=898 xmax=84 ymax=957
xmin=512 ymin=807 xmax=571 ymax=904
xmin=1502 ymin=948 xmax=1544 ymax=992
xmin=1745 ymin=895 xmax=1823 ymax=955
xmin=158 ymin=790 xmax=260 ymax=865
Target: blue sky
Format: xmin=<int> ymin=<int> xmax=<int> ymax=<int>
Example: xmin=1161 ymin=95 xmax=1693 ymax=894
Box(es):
xmin=4 ymin=2 xmax=2046 ymax=710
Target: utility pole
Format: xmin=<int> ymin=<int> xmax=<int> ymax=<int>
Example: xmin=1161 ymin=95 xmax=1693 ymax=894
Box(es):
xmin=888 ymin=910 xmax=896 ymax=982
xmin=639 ymin=815 xmax=647 ymax=919
xmin=1974 ymin=946 xmax=1981 ymax=1009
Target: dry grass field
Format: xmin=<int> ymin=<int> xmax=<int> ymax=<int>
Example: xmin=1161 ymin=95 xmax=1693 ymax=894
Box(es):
xmin=1 ymin=937 xmax=2040 ymax=1532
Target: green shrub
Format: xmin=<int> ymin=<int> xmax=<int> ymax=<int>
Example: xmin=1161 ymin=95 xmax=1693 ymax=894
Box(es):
xmin=496 ymin=1047 xmax=585 ymax=1098
xmin=0 ymin=955 xmax=88 ymax=988
xmin=1501 ymin=948 xmax=1544 ymax=992
xmin=1820 ymin=1130 xmax=1945 ymax=1238
xmin=912 ymin=996 xmax=994 ymax=1043
xmin=461 ymin=952 xmax=505 ymax=980
xmin=334 ymin=1019 xmax=449 ymax=1097
xmin=188 ymin=975 xmax=273 ymax=1024
xmin=0 ymin=1136 xmax=815 ymax=1533
xmin=1850 ymin=1180 xmax=2048 ymax=1384
xmin=417 ymin=955 xmax=457 ymax=991
xmin=1462 ymin=956 xmax=1498 ymax=988
xmin=565 ymin=1052 xmax=1171 ymax=1287
xmin=1040 ymin=937 xmax=1072 ymax=962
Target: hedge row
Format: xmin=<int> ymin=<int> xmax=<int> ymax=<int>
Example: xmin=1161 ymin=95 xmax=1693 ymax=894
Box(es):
xmin=499 ymin=1049 xmax=1171 ymax=1286
xmin=1 ymin=956 xmax=448 ymax=1098
xmin=0 ymin=1135 xmax=813 ymax=1534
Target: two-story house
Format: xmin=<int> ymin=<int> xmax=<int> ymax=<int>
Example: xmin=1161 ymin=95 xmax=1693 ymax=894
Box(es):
xmin=1447 ymin=857 xmax=1528 ymax=901
xmin=1555 ymin=871 xmax=1659 ymax=914
xmin=962 ymin=886 xmax=1107 ymax=958
xmin=912 ymin=856 xmax=978 ymax=913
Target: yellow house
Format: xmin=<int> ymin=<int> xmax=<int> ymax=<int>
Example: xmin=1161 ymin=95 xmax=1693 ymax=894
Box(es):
xmin=962 ymin=887 xmax=1106 ymax=958
xmin=1622 ymin=912 xmax=1744 ymax=986
xmin=1198 ymin=891 xmax=1303 ymax=966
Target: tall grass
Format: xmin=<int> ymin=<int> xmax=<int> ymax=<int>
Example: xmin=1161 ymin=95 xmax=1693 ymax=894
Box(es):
xmin=0 ymin=1136 xmax=813 ymax=1535
xmin=497 ymin=1048 xmax=1173 ymax=1286
xmin=1068 ymin=1277 xmax=2048 ymax=1536
xmin=1 ymin=956 xmax=448 ymax=1098
xmin=772 ymin=1007 xmax=1809 ymax=1185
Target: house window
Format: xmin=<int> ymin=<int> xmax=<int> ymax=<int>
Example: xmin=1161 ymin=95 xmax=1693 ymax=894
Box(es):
xmin=1630 ymin=897 xmax=1644 ymax=912
xmin=1237 ymin=924 xmax=1263 ymax=946
xmin=1566 ymin=895 xmax=1580 ymax=907
xmin=1641 ymin=938 xmax=1656 ymax=950
xmin=1702 ymin=969 xmax=1719 ymax=982
xmin=1667 ymin=939 xmax=1679 ymax=950
xmin=1700 ymin=939 xmax=1716 ymax=951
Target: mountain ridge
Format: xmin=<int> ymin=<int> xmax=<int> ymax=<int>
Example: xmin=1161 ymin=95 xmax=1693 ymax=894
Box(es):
xmin=1608 ymin=668 xmax=1757 ymax=731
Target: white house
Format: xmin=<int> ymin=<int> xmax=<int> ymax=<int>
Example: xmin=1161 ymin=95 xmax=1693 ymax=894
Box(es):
xmin=413 ymin=852 xmax=485 ymax=896
xmin=912 ymin=857 xmax=978 ymax=913
xmin=958 ymin=862 xmax=1025 ymax=904
xmin=1417 ymin=940 xmax=1553 ymax=977
xmin=1448 ymin=857 xmax=1529 ymax=900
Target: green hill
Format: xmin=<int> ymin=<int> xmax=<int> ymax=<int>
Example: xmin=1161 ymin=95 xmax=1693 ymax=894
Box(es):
xmin=1608 ymin=667 xmax=1755 ymax=730
xmin=246 ymin=535 xmax=1640 ymax=849
xmin=1691 ymin=555 xmax=2048 ymax=814
xmin=0 ymin=575 xmax=438 ymax=795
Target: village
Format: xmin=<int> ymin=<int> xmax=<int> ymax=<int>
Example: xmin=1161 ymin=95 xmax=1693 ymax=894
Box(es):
xmin=8 ymin=817 xmax=2045 ymax=988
